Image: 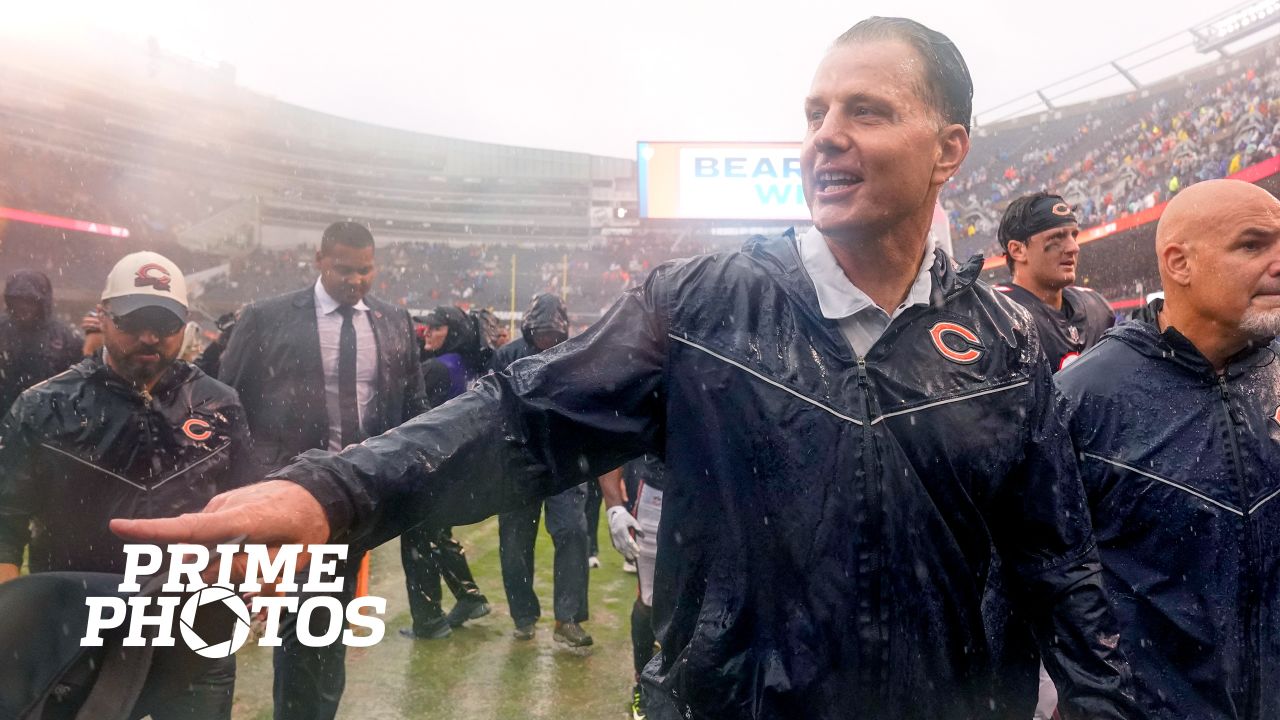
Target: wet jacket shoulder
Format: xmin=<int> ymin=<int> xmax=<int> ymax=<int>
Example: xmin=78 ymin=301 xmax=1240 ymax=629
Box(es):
xmin=0 ymin=357 xmax=256 ymax=573
xmin=218 ymin=289 xmax=327 ymax=465
xmin=273 ymin=231 xmax=1133 ymax=719
xmin=0 ymin=315 xmax=81 ymax=413
xmin=1056 ymin=318 xmax=1280 ymax=719
xmin=1064 ymin=285 xmax=1114 ymax=319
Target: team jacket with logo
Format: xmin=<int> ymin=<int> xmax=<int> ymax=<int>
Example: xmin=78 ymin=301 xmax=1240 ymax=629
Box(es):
xmin=1057 ymin=314 xmax=1280 ymax=720
xmin=275 ymin=232 xmax=1135 ymax=720
xmin=997 ymin=283 xmax=1114 ymax=371
xmin=0 ymin=356 xmax=255 ymax=573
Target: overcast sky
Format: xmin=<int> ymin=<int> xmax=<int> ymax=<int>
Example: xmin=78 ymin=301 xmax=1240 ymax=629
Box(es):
xmin=5 ymin=0 xmax=1263 ymax=158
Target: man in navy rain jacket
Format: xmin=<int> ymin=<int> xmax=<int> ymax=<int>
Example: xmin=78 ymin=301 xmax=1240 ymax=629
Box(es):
xmin=1057 ymin=179 xmax=1280 ymax=719
xmin=114 ymin=17 xmax=1135 ymax=720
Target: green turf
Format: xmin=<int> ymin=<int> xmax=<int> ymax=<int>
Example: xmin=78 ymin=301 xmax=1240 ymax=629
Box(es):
xmin=231 ymin=512 xmax=638 ymax=719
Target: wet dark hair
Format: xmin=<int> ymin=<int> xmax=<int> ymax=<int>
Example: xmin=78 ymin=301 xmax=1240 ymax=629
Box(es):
xmin=319 ymin=221 xmax=375 ymax=256
xmin=999 ymin=192 xmax=1057 ymax=271
xmin=833 ymin=17 xmax=973 ymax=133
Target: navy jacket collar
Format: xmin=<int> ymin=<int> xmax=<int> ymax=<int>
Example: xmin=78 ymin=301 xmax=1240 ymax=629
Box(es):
xmin=1105 ymin=315 xmax=1278 ymax=381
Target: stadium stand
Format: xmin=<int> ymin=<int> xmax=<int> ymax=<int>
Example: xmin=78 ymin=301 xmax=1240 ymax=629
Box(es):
xmin=5 ymin=28 xmax=1280 ymax=326
xmin=947 ymin=35 xmax=1280 ymax=266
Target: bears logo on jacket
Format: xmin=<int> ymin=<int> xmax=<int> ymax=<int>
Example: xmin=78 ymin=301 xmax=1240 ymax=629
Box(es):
xmin=182 ymin=418 xmax=213 ymax=442
xmin=929 ymin=322 xmax=984 ymax=365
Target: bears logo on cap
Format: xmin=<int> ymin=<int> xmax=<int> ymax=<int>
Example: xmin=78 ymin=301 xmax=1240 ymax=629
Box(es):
xmin=1052 ymin=202 xmax=1072 ymax=216
xmin=135 ymin=263 xmax=173 ymax=292
xmin=929 ymin=322 xmax=984 ymax=365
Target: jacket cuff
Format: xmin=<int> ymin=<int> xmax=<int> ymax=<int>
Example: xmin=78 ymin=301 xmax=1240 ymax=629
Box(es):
xmin=267 ymin=468 xmax=355 ymax=542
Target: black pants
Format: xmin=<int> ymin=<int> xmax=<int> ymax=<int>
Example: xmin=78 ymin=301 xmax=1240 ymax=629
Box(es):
xmin=631 ymin=599 xmax=656 ymax=679
xmin=272 ymin=554 xmax=362 ymax=720
xmin=400 ymin=525 xmax=486 ymax=632
xmin=145 ymin=655 xmax=236 ymax=720
xmin=585 ymin=478 xmax=603 ymax=557
xmin=498 ymin=483 xmax=589 ymax=626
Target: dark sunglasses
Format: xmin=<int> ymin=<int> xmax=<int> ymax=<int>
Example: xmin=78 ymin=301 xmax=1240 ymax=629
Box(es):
xmin=108 ymin=309 xmax=186 ymax=337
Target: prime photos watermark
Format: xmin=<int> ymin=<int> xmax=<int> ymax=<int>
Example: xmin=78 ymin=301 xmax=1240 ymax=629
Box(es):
xmin=82 ymin=544 xmax=386 ymax=657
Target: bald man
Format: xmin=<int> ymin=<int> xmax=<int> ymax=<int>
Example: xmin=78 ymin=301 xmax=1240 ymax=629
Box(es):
xmin=1055 ymin=179 xmax=1280 ymax=719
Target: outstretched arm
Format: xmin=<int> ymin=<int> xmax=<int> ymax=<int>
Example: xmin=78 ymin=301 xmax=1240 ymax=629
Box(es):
xmin=114 ymin=269 xmax=671 ymax=558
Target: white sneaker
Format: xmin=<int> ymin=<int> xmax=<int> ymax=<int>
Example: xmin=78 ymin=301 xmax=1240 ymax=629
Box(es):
xmin=622 ymin=559 xmax=638 ymax=574
xmin=588 ymin=555 xmax=600 ymax=569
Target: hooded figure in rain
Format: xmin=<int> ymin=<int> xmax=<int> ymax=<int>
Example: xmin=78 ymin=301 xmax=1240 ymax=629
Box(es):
xmin=0 ymin=269 xmax=82 ymax=415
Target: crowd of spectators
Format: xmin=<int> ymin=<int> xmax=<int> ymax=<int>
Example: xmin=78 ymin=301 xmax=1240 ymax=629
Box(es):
xmin=199 ymin=231 xmax=732 ymax=319
xmin=944 ymin=42 xmax=1280 ymax=260
xmin=10 ymin=34 xmax=1280 ymax=323
xmin=0 ymin=142 xmax=231 ymax=244
xmin=0 ymin=224 xmax=220 ymax=301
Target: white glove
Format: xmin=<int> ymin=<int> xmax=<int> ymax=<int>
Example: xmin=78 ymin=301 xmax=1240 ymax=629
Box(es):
xmin=606 ymin=505 xmax=642 ymax=562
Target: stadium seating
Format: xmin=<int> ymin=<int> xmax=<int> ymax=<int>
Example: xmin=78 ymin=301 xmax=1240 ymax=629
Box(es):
xmin=6 ymin=31 xmax=1280 ymax=324
xmin=944 ymin=38 xmax=1280 ymax=262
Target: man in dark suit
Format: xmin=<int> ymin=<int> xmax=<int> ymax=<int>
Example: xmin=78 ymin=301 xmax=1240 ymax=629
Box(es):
xmin=219 ymin=221 xmax=427 ymax=720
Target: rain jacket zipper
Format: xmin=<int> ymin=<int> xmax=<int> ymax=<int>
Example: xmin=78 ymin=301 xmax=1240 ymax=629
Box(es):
xmin=1219 ymin=372 xmax=1260 ymax=718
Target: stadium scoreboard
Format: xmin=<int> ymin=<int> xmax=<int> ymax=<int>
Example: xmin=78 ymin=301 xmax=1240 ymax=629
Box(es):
xmin=637 ymin=142 xmax=809 ymax=221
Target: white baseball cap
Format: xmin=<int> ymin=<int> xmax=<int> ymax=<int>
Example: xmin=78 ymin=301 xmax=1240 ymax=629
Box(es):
xmin=101 ymin=251 xmax=189 ymax=320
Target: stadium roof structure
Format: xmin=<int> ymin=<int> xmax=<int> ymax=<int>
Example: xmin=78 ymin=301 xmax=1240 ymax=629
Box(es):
xmin=1193 ymin=0 xmax=1280 ymax=53
xmin=976 ymin=0 xmax=1280 ymax=127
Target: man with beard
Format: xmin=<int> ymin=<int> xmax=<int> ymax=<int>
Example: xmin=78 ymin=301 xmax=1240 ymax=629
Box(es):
xmin=996 ymin=193 xmax=1114 ymax=371
xmin=0 ymin=252 xmax=255 ymax=718
xmin=114 ymin=17 xmax=1134 ymax=719
xmin=1056 ymin=179 xmax=1280 ymax=718
xmin=0 ymin=270 xmax=82 ymax=414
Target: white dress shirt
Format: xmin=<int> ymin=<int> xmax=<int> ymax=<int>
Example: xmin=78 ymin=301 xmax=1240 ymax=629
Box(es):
xmin=314 ymin=278 xmax=377 ymax=451
xmin=798 ymin=226 xmax=935 ymax=357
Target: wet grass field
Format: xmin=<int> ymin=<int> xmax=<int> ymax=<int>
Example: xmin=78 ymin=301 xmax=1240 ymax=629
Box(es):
xmin=231 ymin=514 xmax=639 ymax=719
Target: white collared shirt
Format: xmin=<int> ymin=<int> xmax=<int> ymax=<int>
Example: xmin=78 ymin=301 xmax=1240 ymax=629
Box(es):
xmin=314 ymin=278 xmax=377 ymax=450
xmin=798 ymin=226 xmax=935 ymax=357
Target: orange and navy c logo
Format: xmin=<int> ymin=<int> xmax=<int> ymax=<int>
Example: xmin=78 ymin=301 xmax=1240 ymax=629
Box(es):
xmin=182 ymin=418 xmax=213 ymax=442
xmin=134 ymin=263 xmax=173 ymax=292
xmin=1051 ymin=202 xmax=1073 ymax=217
xmin=929 ymin=322 xmax=984 ymax=365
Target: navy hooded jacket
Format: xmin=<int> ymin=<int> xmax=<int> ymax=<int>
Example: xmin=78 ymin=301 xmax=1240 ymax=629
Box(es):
xmin=1056 ymin=311 xmax=1280 ymax=719
xmin=0 ymin=270 xmax=82 ymax=415
xmin=490 ymin=293 xmax=569 ymax=374
xmin=272 ymin=232 xmax=1134 ymax=719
